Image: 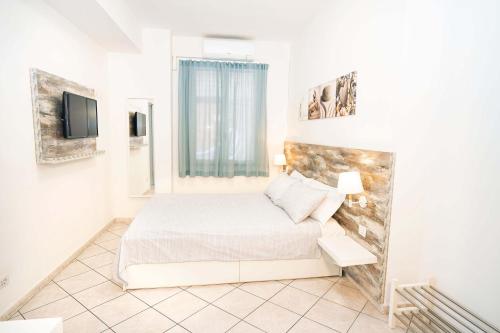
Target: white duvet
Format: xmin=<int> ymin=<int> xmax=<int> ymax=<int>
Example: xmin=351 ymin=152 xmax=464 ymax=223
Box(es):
xmin=116 ymin=193 xmax=344 ymax=284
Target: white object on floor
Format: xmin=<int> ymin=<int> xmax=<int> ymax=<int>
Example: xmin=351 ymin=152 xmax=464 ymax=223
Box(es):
xmin=0 ymin=318 xmax=62 ymax=333
xmin=318 ymin=236 xmax=377 ymax=267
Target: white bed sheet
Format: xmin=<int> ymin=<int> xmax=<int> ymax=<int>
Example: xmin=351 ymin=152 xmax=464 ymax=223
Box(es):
xmin=116 ymin=193 xmax=343 ymax=285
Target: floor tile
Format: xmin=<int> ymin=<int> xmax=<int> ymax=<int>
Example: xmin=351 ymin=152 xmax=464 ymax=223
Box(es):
xmin=113 ymin=308 xmax=175 ymax=333
xmin=94 ymin=231 xmax=119 ymax=244
xmin=336 ymin=276 xmax=356 ymax=289
xmin=95 ymin=264 xmax=114 ymax=280
xmin=63 ymin=311 xmax=107 ymax=333
xmin=54 ymin=261 xmax=91 ymax=282
xmin=187 ymin=284 xmax=234 ymax=302
xmin=92 ymin=293 xmax=148 ymax=326
xmin=154 ymin=291 xmax=207 ymax=322
xmin=288 ymin=317 xmax=336 ymax=333
xmin=277 ymin=279 xmax=293 ymax=285
xmin=130 ymin=287 xmax=182 ymax=306
xmin=323 ymin=276 xmax=340 ymax=283
xmin=289 ymin=278 xmax=333 ymax=297
xmin=181 ymin=305 xmax=239 ymax=333
xmin=80 ymin=252 xmax=115 ymax=269
xmin=98 ymin=238 xmax=121 ymax=251
xmin=23 ymin=296 xmax=86 ymax=321
xmin=167 ymin=325 xmax=190 ymax=332
xmin=73 ymin=281 xmax=124 ymax=308
xmin=360 ymin=303 xmax=406 ymax=329
xmin=213 ymin=288 xmax=264 ymax=319
xmin=323 ymin=283 xmax=367 ymax=311
xmin=245 ymin=302 xmax=300 ymax=333
xmin=269 ymin=285 xmax=319 ymax=315
xmin=57 ymin=270 xmax=107 ymax=294
xmin=305 ymin=299 xmax=358 ymax=333
xmin=349 ymin=313 xmax=405 ymax=333
xmin=20 ymin=282 xmax=68 ymax=313
xmin=78 ymin=244 xmax=107 ymax=260
xmin=361 ymin=301 xmax=387 ymax=322
xmin=228 ymin=321 xmax=264 ymax=333
xmin=239 ymin=280 xmax=285 ymax=300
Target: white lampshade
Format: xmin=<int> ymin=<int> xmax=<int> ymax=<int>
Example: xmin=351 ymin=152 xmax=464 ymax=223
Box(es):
xmin=337 ymin=171 xmax=364 ymax=194
xmin=273 ymin=154 xmax=286 ymax=166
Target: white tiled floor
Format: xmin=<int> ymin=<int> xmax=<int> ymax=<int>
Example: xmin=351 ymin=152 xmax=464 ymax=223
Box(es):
xmin=5 ymin=221 xmax=404 ymax=333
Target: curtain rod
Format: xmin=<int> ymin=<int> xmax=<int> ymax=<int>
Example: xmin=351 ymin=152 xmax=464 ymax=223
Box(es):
xmin=172 ymin=56 xmax=266 ymax=71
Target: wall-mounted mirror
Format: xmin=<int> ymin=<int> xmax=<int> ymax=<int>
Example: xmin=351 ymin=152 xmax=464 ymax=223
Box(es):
xmin=128 ymin=98 xmax=155 ymax=197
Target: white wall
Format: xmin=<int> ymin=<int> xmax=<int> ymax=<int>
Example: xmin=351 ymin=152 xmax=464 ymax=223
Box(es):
xmin=171 ymin=36 xmax=290 ymax=193
xmin=403 ymin=0 xmax=500 ymax=326
xmin=0 ymin=0 xmax=112 ymax=315
xmin=288 ymin=0 xmax=500 ymax=325
xmin=107 ymin=29 xmax=171 ymax=217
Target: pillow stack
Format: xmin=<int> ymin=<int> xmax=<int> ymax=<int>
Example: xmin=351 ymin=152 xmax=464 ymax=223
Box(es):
xmin=264 ymin=173 xmax=299 ymax=204
xmin=264 ymin=170 xmax=346 ymax=224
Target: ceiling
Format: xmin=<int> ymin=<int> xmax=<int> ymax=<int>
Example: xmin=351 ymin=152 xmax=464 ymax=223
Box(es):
xmin=123 ymin=0 xmax=330 ymax=41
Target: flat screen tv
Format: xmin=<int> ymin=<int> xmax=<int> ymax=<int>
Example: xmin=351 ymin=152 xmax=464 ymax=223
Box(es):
xmin=62 ymin=91 xmax=98 ymax=139
xmin=134 ymin=112 xmax=146 ymax=137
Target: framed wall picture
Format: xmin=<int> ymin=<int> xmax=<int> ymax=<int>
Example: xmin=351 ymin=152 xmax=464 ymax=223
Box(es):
xmin=335 ymin=71 xmax=357 ymax=117
xmin=304 ymin=71 xmax=357 ymax=120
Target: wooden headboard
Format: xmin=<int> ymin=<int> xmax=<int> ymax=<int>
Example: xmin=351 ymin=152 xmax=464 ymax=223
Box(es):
xmin=284 ymin=141 xmax=395 ymax=305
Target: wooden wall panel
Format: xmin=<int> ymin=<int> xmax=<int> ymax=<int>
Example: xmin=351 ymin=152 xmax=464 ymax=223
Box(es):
xmin=30 ymin=68 xmax=97 ymax=164
xmin=284 ymin=141 xmax=395 ymax=305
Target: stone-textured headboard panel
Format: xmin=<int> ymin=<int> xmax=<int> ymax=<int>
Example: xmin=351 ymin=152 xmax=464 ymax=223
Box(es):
xmin=284 ymin=141 xmax=395 ymax=305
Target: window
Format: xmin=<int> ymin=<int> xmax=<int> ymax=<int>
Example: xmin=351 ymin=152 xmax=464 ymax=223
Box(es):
xmin=178 ymin=60 xmax=269 ymax=177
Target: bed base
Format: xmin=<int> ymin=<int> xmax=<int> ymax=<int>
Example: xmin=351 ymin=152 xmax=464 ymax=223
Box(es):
xmin=123 ymin=253 xmax=341 ymax=290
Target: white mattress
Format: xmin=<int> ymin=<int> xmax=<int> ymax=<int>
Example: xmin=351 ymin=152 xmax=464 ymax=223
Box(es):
xmin=116 ymin=193 xmax=344 ymax=285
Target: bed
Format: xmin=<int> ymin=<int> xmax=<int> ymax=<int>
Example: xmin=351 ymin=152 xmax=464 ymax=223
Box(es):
xmin=116 ymin=193 xmax=343 ymax=289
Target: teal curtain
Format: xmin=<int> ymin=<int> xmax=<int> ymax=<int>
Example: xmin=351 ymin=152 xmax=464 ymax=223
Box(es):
xmin=178 ymin=60 xmax=269 ymax=177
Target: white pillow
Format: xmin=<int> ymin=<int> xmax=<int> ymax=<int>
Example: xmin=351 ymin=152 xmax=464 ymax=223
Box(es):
xmin=306 ymin=179 xmax=346 ymax=224
xmin=320 ymin=218 xmax=346 ymax=237
xmin=290 ymin=170 xmax=307 ymax=181
xmin=277 ymin=182 xmax=328 ymax=223
xmin=265 ymin=173 xmax=299 ymax=204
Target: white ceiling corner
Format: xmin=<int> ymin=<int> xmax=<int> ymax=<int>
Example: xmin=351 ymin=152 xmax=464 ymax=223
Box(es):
xmin=44 ymin=0 xmax=142 ymax=52
xmin=122 ymin=0 xmax=330 ymax=41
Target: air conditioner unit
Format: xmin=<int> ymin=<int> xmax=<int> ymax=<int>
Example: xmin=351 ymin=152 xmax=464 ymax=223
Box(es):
xmin=203 ymin=38 xmax=255 ymax=61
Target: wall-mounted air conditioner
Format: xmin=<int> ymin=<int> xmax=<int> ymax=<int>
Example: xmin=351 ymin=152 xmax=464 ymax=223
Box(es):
xmin=202 ymin=38 xmax=255 ymax=61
